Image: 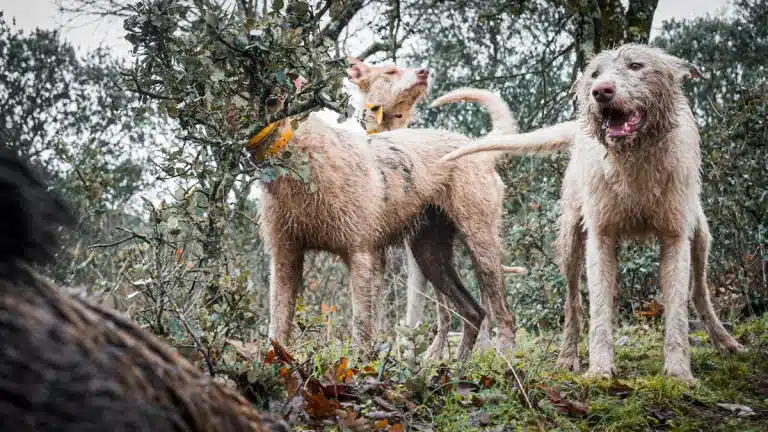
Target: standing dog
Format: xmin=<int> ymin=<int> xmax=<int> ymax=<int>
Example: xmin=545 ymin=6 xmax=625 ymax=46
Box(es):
xmin=257 ymin=60 xmax=524 ymax=359
xmin=437 ymin=44 xmax=743 ymax=380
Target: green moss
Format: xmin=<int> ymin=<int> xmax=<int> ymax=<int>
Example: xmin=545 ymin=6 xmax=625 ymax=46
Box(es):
xmin=285 ymin=315 xmax=768 ymax=431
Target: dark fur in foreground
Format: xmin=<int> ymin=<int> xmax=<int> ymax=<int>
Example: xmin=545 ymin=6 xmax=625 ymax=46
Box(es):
xmin=0 ymin=147 xmax=289 ymax=431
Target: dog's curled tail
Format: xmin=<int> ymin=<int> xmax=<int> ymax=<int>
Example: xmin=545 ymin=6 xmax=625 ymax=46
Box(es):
xmin=430 ymin=88 xmax=517 ymax=135
xmin=0 ymin=147 xmax=73 ymax=269
xmin=439 ymin=120 xmax=578 ymax=163
xmin=502 ymin=265 xmax=528 ymax=276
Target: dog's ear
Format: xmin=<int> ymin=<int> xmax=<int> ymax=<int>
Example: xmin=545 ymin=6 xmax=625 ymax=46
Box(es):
xmin=666 ymin=54 xmax=703 ymax=82
xmin=678 ymin=61 xmax=703 ymax=82
xmin=346 ymin=57 xmax=371 ymax=88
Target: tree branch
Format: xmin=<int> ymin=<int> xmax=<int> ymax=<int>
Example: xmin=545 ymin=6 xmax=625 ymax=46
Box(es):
xmin=356 ymin=37 xmax=405 ymax=61
xmin=319 ymin=0 xmax=365 ymax=43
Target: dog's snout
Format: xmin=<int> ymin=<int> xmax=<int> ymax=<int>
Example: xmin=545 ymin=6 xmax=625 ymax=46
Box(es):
xmin=416 ymin=68 xmax=429 ymax=79
xmin=592 ymin=81 xmax=616 ymax=103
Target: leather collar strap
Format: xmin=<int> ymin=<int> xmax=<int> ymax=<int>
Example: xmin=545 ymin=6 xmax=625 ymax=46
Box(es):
xmin=247 ymin=120 xmax=294 ymax=161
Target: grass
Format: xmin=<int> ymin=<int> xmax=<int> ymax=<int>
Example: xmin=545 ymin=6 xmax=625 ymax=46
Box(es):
xmin=245 ymin=314 xmax=768 ymax=431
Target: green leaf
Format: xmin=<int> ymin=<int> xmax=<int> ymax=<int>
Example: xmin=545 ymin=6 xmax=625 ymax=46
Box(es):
xmin=246 ymin=368 xmax=259 ymax=383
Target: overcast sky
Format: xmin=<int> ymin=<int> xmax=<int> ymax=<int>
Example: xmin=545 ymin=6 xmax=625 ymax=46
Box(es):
xmin=3 ymin=0 xmax=733 ymax=56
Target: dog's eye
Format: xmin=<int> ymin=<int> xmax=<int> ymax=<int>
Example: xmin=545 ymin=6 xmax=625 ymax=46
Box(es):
xmin=590 ymin=70 xmax=600 ymax=79
xmin=385 ymin=69 xmax=397 ymax=75
xmin=628 ymin=62 xmax=644 ymax=71
xmin=266 ymin=97 xmax=279 ymax=107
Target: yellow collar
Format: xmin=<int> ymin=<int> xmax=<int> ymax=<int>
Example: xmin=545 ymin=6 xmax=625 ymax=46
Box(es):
xmin=247 ymin=120 xmax=294 ymax=161
xmin=366 ymin=129 xmax=380 ymax=135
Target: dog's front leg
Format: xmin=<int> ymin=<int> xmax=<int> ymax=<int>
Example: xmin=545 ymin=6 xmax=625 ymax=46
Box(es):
xmin=585 ymin=232 xmax=618 ymax=378
xmin=660 ymin=235 xmax=694 ymax=381
xmin=555 ymin=205 xmax=586 ymax=371
xmin=349 ymin=251 xmax=377 ymax=351
xmin=405 ymin=242 xmax=429 ymax=328
xmin=268 ymin=246 xmax=304 ymax=347
xmin=371 ymin=249 xmax=387 ymax=335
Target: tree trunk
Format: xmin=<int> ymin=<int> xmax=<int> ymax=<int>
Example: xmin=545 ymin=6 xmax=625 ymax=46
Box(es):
xmin=625 ymin=0 xmax=660 ymax=44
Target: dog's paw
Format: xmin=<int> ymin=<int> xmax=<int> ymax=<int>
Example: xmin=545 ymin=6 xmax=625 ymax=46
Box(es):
xmin=555 ymin=354 xmax=581 ymax=372
xmin=424 ymin=340 xmax=446 ymax=361
xmin=711 ymin=335 xmax=746 ymax=354
xmin=663 ymin=362 xmax=695 ymax=383
xmin=583 ymin=364 xmax=615 ymax=380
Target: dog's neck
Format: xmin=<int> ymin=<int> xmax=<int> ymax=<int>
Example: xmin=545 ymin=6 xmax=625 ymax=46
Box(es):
xmin=363 ymin=103 xmax=412 ymax=135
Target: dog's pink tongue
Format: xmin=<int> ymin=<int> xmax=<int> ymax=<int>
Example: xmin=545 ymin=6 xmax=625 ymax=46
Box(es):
xmin=607 ymin=111 xmax=641 ymax=137
xmin=607 ymin=123 xmax=632 ymax=137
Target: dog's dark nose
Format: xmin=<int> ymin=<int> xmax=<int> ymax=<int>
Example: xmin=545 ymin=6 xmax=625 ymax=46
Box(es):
xmin=592 ymin=81 xmax=615 ymax=103
xmin=416 ymin=68 xmax=429 ymax=79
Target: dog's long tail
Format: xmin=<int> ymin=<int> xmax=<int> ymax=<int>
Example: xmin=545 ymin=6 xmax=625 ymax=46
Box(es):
xmin=430 ymin=88 xmax=518 ymax=135
xmin=440 ymin=120 xmax=579 ymax=163
xmin=431 ymin=89 xmax=530 ymax=277
xmin=0 ymin=147 xmax=73 ymax=269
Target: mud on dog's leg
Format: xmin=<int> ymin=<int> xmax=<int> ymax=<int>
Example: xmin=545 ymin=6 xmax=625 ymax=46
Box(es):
xmin=690 ymin=211 xmax=744 ymax=353
xmin=424 ymin=291 xmax=451 ymax=360
xmin=584 ymin=231 xmax=618 ymax=378
xmin=348 ymin=251 xmax=378 ymax=352
xmin=451 ymin=204 xmax=515 ymax=353
xmin=660 ymin=234 xmax=694 ymax=381
xmin=405 ymin=242 xmax=429 ymax=328
xmin=268 ymin=245 xmax=305 ymax=347
xmin=555 ymin=206 xmax=586 ymax=371
xmin=371 ymin=249 xmax=387 ymax=336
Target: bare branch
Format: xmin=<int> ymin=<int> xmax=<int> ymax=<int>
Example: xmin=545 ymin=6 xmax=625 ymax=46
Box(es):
xmin=319 ymin=0 xmax=365 ymax=43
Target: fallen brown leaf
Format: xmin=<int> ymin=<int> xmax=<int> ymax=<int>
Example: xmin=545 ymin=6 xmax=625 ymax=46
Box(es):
xmin=546 ymin=387 xmax=588 ymax=416
xmin=302 ymin=390 xmax=341 ymax=419
xmin=269 ymin=338 xmax=295 ymax=365
xmin=336 ymin=409 xmax=368 ymax=431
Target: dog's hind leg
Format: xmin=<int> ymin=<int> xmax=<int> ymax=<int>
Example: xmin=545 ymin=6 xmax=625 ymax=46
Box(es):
xmin=424 ymin=291 xmax=451 ymax=360
xmin=690 ymin=211 xmax=744 ymax=353
xmin=268 ymin=243 xmax=305 ymax=347
xmin=449 ymin=197 xmax=516 ymax=353
xmin=477 ymin=290 xmax=494 ymax=349
xmin=409 ymin=211 xmax=484 ymax=361
xmin=554 ymin=205 xmax=586 ymax=371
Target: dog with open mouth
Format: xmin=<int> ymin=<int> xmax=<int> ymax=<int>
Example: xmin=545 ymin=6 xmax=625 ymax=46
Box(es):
xmin=434 ymin=44 xmax=744 ymax=381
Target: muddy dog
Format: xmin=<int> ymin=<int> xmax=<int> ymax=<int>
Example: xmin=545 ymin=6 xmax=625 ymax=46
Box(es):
xmin=257 ymin=60 xmax=524 ymax=360
xmin=0 ymin=147 xmax=288 ymax=431
xmin=436 ymin=44 xmax=743 ymax=380
xmin=405 ymin=88 xmax=526 ymax=356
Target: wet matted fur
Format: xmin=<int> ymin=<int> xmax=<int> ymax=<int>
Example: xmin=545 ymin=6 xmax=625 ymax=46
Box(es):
xmin=436 ymin=44 xmax=743 ymax=380
xmin=258 ymin=61 xmax=524 ymax=359
xmin=0 ymin=147 xmax=288 ymax=431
